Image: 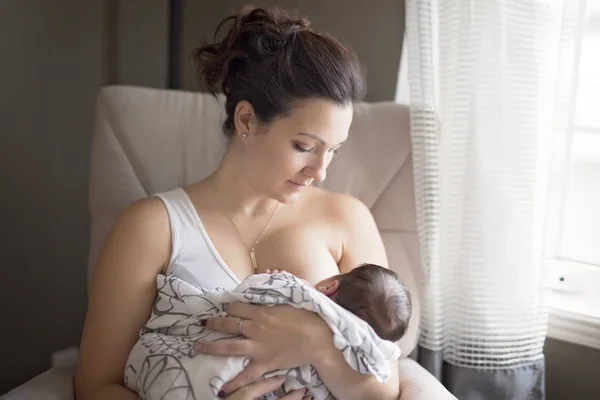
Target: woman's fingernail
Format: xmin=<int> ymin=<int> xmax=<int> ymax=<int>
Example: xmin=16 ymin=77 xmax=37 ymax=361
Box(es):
xmin=200 ymin=319 xmax=207 ymax=327
xmin=217 ymin=390 xmax=226 ymax=398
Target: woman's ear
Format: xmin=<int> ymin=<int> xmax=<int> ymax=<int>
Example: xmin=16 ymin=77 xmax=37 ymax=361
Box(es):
xmin=233 ymin=100 xmax=257 ymax=139
xmin=316 ymin=279 xmax=340 ymax=297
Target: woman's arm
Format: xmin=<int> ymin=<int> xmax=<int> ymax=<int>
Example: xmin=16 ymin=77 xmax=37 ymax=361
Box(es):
xmin=312 ymin=194 xmax=399 ymax=400
xmin=74 ymin=198 xmax=170 ymax=400
xmin=201 ymin=302 xmax=399 ymax=400
xmin=314 ymin=342 xmax=400 ymax=400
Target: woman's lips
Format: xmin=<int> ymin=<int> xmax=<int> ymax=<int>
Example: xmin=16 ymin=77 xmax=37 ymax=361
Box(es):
xmin=288 ymin=181 xmax=308 ymax=190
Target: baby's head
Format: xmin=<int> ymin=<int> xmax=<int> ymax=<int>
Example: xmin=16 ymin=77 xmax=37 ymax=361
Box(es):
xmin=315 ymin=264 xmax=412 ymax=342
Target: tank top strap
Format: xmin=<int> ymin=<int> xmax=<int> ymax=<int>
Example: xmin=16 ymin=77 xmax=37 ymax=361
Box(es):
xmin=152 ymin=187 xmax=240 ymax=290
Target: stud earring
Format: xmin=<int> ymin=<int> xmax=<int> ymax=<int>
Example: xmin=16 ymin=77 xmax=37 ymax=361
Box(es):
xmin=241 ymin=133 xmax=248 ymax=139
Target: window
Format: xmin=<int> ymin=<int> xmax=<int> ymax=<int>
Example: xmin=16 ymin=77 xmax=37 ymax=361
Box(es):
xmin=547 ymin=0 xmax=600 ymax=350
xmin=559 ymin=1 xmax=600 ymax=266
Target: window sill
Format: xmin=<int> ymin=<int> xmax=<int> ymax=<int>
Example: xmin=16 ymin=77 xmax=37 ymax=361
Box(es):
xmin=547 ymin=308 xmax=600 ymax=350
xmin=545 ymin=259 xmax=600 ymax=350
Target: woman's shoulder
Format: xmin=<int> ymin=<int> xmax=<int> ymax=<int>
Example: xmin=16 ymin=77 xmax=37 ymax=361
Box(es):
xmin=303 ymin=186 xmax=373 ymax=223
xmin=120 ymin=195 xmax=170 ymax=227
xmin=105 ymin=196 xmax=172 ymax=272
xmin=112 ymin=196 xmax=171 ymax=250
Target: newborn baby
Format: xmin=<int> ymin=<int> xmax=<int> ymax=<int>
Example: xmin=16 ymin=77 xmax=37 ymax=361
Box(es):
xmin=125 ymin=264 xmax=412 ymax=400
xmin=275 ymin=263 xmax=412 ymax=342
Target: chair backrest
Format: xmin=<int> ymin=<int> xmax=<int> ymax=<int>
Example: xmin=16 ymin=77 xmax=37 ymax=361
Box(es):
xmin=88 ymin=85 xmax=422 ymax=356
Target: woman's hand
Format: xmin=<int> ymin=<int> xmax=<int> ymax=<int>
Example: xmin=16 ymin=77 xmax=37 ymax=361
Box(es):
xmin=223 ymin=376 xmax=310 ymax=400
xmin=195 ymin=302 xmax=331 ymax=396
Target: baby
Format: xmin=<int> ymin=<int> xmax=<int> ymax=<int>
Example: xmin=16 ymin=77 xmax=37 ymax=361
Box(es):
xmin=271 ymin=263 xmax=413 ymax=342
xmin=125 ymin=264 xmax=412 ymax=400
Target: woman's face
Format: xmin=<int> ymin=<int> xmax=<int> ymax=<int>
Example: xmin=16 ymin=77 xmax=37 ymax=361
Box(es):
xmin=240 ymin=98 xmax=353 ymax=203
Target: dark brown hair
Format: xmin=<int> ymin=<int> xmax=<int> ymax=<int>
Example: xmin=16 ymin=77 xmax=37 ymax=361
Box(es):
xmin=335 ymin=264 xmax=412 ymax=342
xmin=193 ymin=5 xmax=366 ymax=137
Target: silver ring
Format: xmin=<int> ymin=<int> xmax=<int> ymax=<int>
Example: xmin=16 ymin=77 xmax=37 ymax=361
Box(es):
xmin=237 ymin=318 xmax=244 ymax=336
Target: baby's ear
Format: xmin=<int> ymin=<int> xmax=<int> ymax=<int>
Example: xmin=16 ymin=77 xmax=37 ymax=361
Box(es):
xmin=316 ymin=280 xmax=340 ymax=297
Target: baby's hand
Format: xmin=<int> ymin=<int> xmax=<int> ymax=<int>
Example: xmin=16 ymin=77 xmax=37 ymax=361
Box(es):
xmin=265 ymin=269 xmax=286 ymax=274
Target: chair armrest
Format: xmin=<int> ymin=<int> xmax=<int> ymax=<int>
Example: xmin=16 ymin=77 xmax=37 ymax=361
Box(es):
xmin=1 ymin=367 xmax=74 ymax=400
xmin=398 ymin=358 xmax=457 ymax=400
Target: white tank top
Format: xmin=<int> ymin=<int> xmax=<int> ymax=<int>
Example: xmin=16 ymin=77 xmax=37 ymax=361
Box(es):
xmin=154 ymin=188 xmax=241 ymax=290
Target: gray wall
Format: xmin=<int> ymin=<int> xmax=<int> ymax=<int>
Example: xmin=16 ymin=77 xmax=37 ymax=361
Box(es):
xmin=0 ymin=0 xmax=170 ymax=393
xmin=112 ymin=0 xmax=170 ymax=88
xmin=546 ymin=338 xmax=600 ymax=400
xmin=0 ymin=0 xmax=108 ymax=393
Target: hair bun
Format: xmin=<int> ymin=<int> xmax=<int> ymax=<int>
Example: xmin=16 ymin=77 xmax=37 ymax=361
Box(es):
xmin=232 ymin=6 xmax=310 ymax=58
xmin=193 ymin=4 xmax=365 ymax=137
xmin=193 ymin=6 xmax=311 ymax=94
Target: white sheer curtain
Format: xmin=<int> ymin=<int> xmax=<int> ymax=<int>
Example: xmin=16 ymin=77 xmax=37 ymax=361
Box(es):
xmin=404 ymin=0 xmax=580 ymax=397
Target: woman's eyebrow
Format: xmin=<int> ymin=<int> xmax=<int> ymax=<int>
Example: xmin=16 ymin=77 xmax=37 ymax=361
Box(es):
xmin=297 ymin=132 xmax=346 ymax=147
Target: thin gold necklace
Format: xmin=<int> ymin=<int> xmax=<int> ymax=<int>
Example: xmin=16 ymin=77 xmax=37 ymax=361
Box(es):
xmin=223 ymin=202 xmax=280 ymax=270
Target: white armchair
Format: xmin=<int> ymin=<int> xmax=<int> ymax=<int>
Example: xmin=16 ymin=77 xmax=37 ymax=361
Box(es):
xmin=2 ymin=86 xmax=455 ymax=400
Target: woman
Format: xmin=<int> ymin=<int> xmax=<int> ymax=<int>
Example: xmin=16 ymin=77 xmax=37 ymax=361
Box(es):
xmin=74 ymin=5 xmax=400 ymax=400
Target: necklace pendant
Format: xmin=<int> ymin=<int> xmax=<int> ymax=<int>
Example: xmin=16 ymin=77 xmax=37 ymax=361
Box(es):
xmin=250 ymin=250 xmax=258 ymax=270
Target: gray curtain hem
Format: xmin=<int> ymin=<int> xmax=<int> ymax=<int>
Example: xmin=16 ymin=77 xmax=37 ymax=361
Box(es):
xmin=414 ymin=345 xmax=545 ymax=400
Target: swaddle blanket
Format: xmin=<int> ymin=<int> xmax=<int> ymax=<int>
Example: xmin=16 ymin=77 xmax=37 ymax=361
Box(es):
xmin=125 ymin=272 xmax=401 ymax=400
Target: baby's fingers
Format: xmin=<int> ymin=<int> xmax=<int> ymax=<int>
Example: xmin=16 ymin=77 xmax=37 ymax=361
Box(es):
xmin=266 ymin=269 xmax=285 ymax=274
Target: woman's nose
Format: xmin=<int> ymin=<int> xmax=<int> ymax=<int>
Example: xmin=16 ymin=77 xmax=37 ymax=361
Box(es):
xmin=312 ymin=165 xmax=327 ymax=182
xmin=304 ymin=156 xmax=328 ymax=182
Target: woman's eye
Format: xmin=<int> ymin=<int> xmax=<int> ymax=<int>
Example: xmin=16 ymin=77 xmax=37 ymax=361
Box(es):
xmin=294 ymin=144 xmax=314 ymax=153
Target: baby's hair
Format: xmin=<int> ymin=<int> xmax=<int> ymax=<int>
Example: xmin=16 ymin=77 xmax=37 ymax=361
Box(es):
xmin=336 ymin=263 xmax=412 ymax=341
